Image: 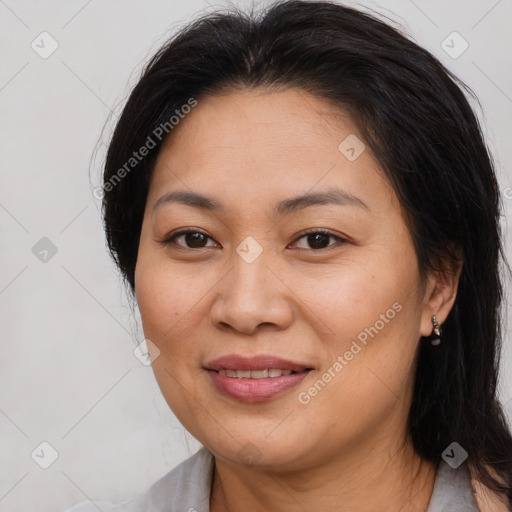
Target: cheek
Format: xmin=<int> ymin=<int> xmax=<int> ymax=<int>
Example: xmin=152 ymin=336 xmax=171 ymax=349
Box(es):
xmin=295 ymin=276 xmax=420 ymax=441
xmin=295 ymin=246 xmax=422 ymax=379
xmin=290 ymin=259 xmax=404 ymax=345
xmin=134 ymin=257 xmax=209 ymax=354
xmin=135 ymin=259 xmax=211 ymax=428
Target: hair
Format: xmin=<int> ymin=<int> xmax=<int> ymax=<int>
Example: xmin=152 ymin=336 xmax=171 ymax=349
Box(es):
xmin=100 ymin=0 xmax=512 ymax=504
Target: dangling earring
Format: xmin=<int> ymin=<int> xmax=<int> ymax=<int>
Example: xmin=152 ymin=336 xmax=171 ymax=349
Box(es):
xmin=431 ymin=315 xmax=442 ymax=346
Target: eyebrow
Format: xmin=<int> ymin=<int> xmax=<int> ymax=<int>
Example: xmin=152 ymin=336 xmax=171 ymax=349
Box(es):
xmin=152 ymin=187 xmax=369 ymax=216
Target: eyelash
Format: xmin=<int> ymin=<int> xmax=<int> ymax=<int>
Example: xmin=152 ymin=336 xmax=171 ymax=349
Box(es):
xmin=159 ymin=228 xmax=347 ymax=251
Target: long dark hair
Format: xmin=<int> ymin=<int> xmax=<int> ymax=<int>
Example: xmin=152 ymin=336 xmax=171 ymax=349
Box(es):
xmin=99 ymin=0 xmax=512 ymax=503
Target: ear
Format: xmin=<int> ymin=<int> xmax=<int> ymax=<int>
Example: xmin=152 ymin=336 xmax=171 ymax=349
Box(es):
xmin=419 ymin=247 xmax=463 ymax=337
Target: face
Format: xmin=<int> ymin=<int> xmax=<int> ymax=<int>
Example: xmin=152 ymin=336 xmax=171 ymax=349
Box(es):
xmin=134 ymin=87 xmax=438 ymax=471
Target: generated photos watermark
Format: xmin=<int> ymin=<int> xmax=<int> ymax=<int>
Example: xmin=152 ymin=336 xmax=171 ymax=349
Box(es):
xmin=93 ymin=97 xmax=198 ymax=199
xmin=298 ymin=301 xmax=403 ymax=404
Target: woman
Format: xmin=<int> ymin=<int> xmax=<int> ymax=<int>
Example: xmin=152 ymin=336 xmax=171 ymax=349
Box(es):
xmin=67 ymin=0 xmax=512 ymax=510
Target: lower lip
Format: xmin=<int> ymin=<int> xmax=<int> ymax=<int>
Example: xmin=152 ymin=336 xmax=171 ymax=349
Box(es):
xmin=206 ymin=370 xmax=311 ymax=402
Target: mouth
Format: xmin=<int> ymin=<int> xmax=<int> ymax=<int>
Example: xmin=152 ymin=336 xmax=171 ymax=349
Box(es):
xmin=204 ymin=354 xmax=314 ymax=402
xmin=215 ymin=368 xmax=298 ymax=378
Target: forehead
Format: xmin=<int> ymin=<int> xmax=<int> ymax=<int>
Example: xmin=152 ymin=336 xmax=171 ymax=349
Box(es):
xmin=158 ymin=87 xmax=356 ymax=160
xmin=148 ymin=87 xmax=400 ymax=218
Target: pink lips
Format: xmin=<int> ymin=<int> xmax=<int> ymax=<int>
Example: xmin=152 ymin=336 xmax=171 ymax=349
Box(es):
xmin=204 ymin=354 xmax=312 ymax=402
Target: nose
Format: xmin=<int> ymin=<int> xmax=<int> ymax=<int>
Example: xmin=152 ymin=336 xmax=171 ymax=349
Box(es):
xmin=209 ymin=250 xmax=294 ymax=335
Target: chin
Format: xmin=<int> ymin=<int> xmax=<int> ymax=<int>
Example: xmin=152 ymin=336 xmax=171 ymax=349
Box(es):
xmin=201 ymin=430 xmax=314 ymax=470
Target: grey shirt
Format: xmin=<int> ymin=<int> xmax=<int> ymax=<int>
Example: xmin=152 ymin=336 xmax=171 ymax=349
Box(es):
xmin=65 ymin=447 xmax=480 ymax=512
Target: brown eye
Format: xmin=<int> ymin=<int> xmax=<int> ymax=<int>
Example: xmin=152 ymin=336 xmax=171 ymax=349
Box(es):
xmin=161 ymin=230 xmax=217 ymax=249
xmin=292 ymin=229 xmax=345 ymax=250
xmin=181 ymin=232 xmax=209 ymax=248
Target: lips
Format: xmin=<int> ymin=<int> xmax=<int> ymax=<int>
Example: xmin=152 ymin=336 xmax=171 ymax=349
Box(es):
xmin=205 ymin=354 xmax=311 ymax=373
xmin=204 ymin=354 xmax=313 ymax=402
xmin=217 ymin=368 xmax=293 ymax=378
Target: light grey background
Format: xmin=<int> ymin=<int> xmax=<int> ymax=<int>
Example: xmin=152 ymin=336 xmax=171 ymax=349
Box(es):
xmin=0 ymin=0 xmax=511 ymax=510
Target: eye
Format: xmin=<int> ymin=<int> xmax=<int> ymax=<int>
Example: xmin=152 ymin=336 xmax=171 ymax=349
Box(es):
xmin=159 ymin=229 xmax=218 ymax=249
xmin=290 ymin=229 xmax=346 ymax=250
xmin=159 ymin=228 xmax=346 ymax=251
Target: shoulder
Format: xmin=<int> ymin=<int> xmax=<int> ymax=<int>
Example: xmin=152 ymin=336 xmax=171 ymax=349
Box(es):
xmin=469 ymin=465 xmax=510 ymax=512
xmin=63 ymin=447 xmax=215 ymax=512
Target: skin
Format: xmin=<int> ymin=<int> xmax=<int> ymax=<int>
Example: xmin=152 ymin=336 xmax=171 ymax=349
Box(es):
xmin=134 ymin=87 xmax=462 ymax=512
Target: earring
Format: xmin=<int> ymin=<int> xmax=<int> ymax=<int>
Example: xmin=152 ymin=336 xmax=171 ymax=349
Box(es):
xmin=431 ymin=315 xmax=442 ymax=346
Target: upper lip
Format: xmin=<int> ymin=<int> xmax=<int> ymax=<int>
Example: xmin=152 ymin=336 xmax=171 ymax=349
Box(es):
xmin=204 ymin=354 xmax=312 ymax=372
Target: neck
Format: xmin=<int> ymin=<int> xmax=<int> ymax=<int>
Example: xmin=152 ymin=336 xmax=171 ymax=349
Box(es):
xmin=209 ymin=438 xmax=437 ymax=512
